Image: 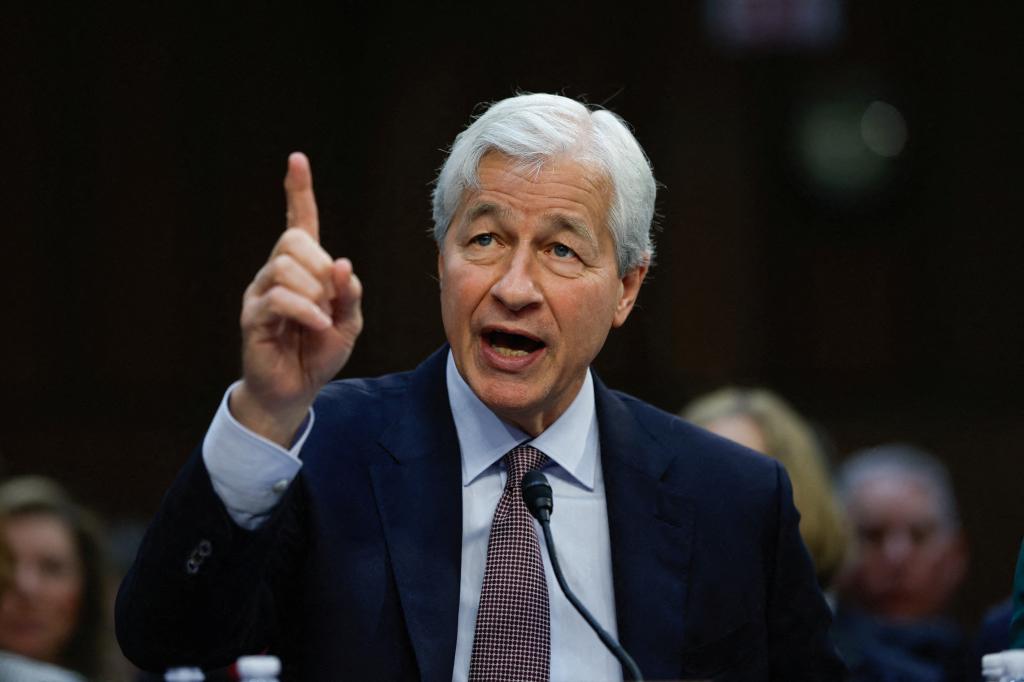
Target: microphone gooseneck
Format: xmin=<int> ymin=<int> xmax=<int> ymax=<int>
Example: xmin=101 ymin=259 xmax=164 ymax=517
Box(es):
xmin=521 ymin=471 xmax=644 ymax=682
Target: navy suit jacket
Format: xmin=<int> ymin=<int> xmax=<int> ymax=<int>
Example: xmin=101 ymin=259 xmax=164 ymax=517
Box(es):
xmin=117 ymin=347 xmax=844 ymax=680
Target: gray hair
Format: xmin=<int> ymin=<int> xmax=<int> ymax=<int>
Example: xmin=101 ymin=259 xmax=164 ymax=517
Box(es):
xmin=431 ymin=93 xmax=657 ymax=274
xmin=836 ymin=443 xmax=961 ymax=528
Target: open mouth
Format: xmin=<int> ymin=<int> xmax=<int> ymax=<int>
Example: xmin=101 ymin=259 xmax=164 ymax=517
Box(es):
xmin=485 ymin=330 xmax=545 ymax=357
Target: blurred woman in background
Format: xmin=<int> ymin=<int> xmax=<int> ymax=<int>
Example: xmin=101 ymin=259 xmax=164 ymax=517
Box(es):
xmin=681 ymin=386 xmax=848 ymax=590
xmin=0 ymin=476 xmax=114 ymax=679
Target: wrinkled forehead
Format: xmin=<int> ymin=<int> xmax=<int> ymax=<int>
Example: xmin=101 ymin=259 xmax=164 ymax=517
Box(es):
xmin=471 ymin=149 xmax=613 ymax=193
xmin=457 ymin=151 xmax=615 ymax=229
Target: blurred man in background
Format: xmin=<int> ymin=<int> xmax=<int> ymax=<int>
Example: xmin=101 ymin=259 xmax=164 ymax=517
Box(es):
xmin=833 ymin=444 xmax=970 ymax=681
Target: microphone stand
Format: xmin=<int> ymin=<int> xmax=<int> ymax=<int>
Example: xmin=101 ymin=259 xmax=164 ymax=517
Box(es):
xmin=523 ymin=472 xmax=644 ymax=681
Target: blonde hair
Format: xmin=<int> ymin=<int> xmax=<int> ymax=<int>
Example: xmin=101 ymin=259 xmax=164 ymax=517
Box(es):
xmin=682 ymin=387 xmax=848 ymax=587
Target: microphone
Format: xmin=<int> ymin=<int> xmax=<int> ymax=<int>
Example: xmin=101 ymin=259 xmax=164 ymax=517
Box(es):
xmin=521 ymin=471 xmax=644 ymax=681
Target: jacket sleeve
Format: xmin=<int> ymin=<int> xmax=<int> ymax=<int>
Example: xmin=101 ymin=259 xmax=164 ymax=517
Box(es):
xmin=115 ymin=448 xmax=307 ymax=672
xmin=766 ymin=461 xmax=847 ymax=680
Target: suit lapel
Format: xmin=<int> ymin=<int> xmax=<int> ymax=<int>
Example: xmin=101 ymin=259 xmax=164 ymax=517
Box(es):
xmin=365 ymin=355 xmax=697 ymax=680
xmin=370 ymin=348 xmax=462 ymax=682
xmin=596 ymin=378 xmax=694 ymax=681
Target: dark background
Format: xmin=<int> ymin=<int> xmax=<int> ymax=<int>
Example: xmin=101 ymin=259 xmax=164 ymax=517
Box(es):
xmin=2 ymin=3 xmax=1021 ymax=628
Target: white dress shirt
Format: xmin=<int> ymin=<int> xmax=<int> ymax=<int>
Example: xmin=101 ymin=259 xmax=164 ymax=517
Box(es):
xmin=202 ymin=351 xmax=622 ymax=681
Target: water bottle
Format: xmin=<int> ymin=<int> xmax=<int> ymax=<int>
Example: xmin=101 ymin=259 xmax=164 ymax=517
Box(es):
xmin=164 ymin=668 xmax=204 ymax=681
xmin=237 ymin=655 xmax=281 ymax=682
xmin=983 ymin=652 xmax=1006 ymax=681
xmin=1005 ymin=649 xmax=1024 ymax=682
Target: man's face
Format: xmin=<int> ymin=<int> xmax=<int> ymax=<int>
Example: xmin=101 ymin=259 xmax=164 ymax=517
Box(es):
xmin=839 ymin=473 xmax=967 ymax=620
xmin=438 ymin=152 xmax=646 ymax=435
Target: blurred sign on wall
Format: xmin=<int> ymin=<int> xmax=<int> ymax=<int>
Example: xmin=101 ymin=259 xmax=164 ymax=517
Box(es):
xmin=704 ymin=0 xmax=845 ymax=51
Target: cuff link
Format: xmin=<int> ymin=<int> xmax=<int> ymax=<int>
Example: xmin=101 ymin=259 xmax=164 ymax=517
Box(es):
xmin=272 ymin=478 xmax=289 ymax=494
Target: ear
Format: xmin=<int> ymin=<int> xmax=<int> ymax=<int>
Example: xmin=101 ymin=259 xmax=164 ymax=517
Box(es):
xmin=611 ymin=261 xmax=649 ymax=328
xmin=437 ymin=249 xmax=445 ymax=288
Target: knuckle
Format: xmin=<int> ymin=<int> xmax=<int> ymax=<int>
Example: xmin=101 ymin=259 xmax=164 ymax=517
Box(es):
xmin=314 ymin=261 xmax=333 ymax=282
xmin=265 ymin=286 xmax=289 ymax=310
xmin=240 ymin=296 xmax=256 ymax=319
xmin=282 ymin=226 xmax=308 ymax=244
xmin=271 ymin=254 xmax=294 ymax=275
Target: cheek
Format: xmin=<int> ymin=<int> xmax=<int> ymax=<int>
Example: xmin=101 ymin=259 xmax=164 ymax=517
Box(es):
xmin=914 ymin=545 xmax=950 ymax=575
xmin=45 ymin=577 xmax=84 ymax=650
xmin=439 ymin=278 xmax=469 ymax=338
xmin=559 ymin=285 xmax=618 ymax=341
xmin=35 ymin=571 xmax=84 ymax=622
xmin=54 ymin=578 xmax=83 ymax=616
xmin=0 ymin=591 xmax=17 ymax=619
xmin=854 ymin=551 xmax=888 ymax=579
xmin=441 ymin=267 xmax=490 ymax=328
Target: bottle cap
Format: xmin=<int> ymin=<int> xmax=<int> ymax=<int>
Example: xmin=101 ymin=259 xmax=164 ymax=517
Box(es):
xmin=982 ymin=651 xmax=1004 ymax=665
xmin=237 ymin=655 xmax=282 ymax=677
xmin=1004 ymin=649 xmax=1024 ymax=675
xmin=165 ymin=668 xmax=204 ymax=682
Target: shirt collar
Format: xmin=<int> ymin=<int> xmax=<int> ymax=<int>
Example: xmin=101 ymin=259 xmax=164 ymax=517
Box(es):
xmin=446 ymin=351 xmax=598 ymax=491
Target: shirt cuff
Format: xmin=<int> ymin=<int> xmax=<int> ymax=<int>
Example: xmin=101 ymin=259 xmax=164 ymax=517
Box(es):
xmin=201 ymin=381 xmax=314 ymax=530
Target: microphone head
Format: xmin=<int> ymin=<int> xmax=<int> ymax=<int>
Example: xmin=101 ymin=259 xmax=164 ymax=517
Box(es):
xmin=521 ymin=470 xmax=553 ymax=521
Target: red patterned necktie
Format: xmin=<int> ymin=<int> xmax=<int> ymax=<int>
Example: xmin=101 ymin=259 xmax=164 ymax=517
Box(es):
xmin=469 ymin=444 xmax=551 ymax=682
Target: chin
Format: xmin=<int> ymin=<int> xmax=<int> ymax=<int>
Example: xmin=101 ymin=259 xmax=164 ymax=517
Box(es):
xmin=472 ymin=378 xmax=544 ymax=420
xmin=478 ymin=384 xmax=540 ymax=415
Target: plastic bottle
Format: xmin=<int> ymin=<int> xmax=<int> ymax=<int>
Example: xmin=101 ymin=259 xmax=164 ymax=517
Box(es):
xmin=1005 ymin=649 xmax=1024 ymax=682
xmin=164 ymin=668 xmax=204 ymax=682
xmin=983 ymin=651 xmax=1006 ymax=681
xmin=236 ymin=655 xmax=281 ymax=682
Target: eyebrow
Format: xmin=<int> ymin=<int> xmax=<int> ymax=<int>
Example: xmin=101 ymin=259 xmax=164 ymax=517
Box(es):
xmin=465 ymin=202 xmax=510 ymax=225
xmin=548 ymin=214 xmax=599 ymax=252
xmin=464 ymin=201 xmax=599 ymax=251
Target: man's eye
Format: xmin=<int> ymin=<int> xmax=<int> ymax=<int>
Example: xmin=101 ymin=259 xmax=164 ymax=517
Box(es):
xmin=909 ymin=523 xmax=937 ymax=546
xmin=859 ymin=526 xmax=885 ymax=546
xmin=471 ymin=234 xmax=494 ymax=247
xmin=551 ymin=243 xmax=575 ymax=259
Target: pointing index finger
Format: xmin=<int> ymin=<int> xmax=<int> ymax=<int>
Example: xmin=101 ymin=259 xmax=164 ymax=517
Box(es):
xmin=284 ymin=151 xmax=320 ymax=242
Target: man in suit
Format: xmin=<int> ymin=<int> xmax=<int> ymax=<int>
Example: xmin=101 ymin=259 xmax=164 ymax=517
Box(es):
xmin=116 ymin=93 xmax=844 ymax=680
xmin=831 ymin=444 xmax=970 ymax=681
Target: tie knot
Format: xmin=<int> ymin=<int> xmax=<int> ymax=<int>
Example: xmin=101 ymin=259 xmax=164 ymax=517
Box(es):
xmin=504 ymin=445 xmax=547 ymax=488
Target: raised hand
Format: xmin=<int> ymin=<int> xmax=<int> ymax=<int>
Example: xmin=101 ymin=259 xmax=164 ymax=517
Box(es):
xmin=231 ymin=152 xmax=363 ymax=446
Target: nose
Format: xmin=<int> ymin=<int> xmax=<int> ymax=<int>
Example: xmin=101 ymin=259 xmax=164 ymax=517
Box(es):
xmin=881 ymin=530 xmax=913 ymax=566
xmin=490 ymin=246 xmax=542 ymax=312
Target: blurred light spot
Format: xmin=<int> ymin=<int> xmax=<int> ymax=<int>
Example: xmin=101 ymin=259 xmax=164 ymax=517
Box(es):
xmin=704 ymin=0 xmax=845 ymax=51
xmin=860 ymin=101 xmax=908 ymax=158
xmin=798 ymin=100 xmax=886 ymax=196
